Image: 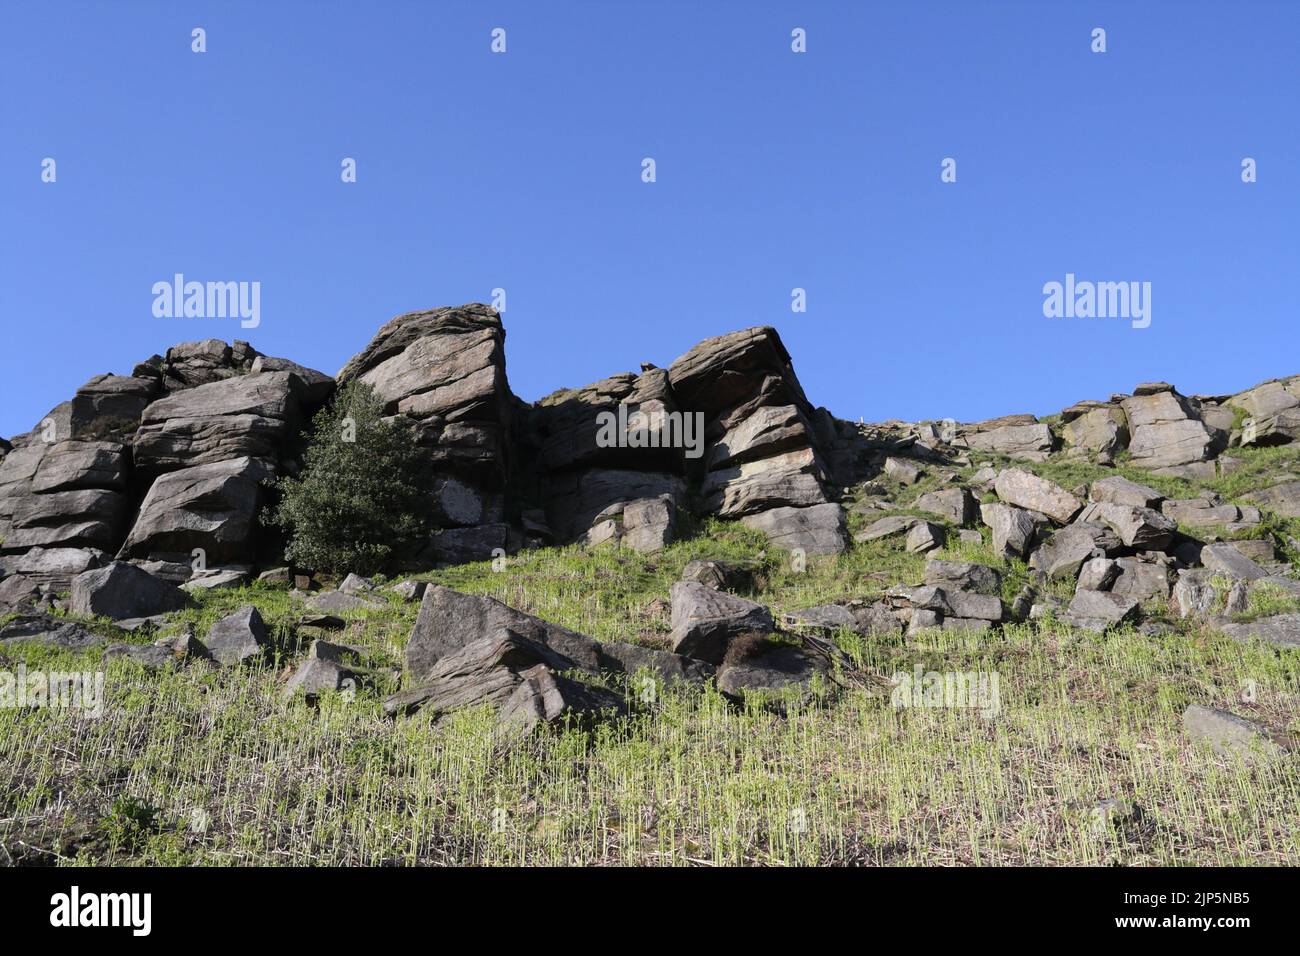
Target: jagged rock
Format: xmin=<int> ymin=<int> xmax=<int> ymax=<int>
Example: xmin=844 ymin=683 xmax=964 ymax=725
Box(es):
xmin=390 ymin=580 xmax=428 ymax=602
xmin=915 ymin=487 xmax=976 ymax=526
xmin=1108 ymin=558 xmax=1171 ymax=603
xmin=716 ymin=634 xmax=833 ymax=698
xmin=1122 ymin=389 xmax=1225 ymax=472
xmin=585 ymin=494 xmax=677 ymax=553
xmin=1227 ymin=539 xmax=1275 ymax=563
xmin=1089 ymin=475 xmax=1162 ymax=509
xmin=304 ymin=590 xmax=381 ymax=614
xmin=1200 ymin=543 xmax=1268 ymax=581
xmin=1077 ymin=557 xmax=1120 ymax=591
xmin=1244 ymin=480 xmax=1300 ymax=518
xmin=701 ymin=446 xmax=829 ymax=517
xmin=1162 ymin=498 xmax=1247 ymax=528
xmin=994 ymin=469 xmax=1081 ymax=524
xmin=1232 ymin=379 xmax=1300 ymax=420
xmin=202 ymin=605 xmax=269 ymax=666
xmin=980 ymin=502 xmax=1037 ymax=559
xmin=0 ymin=573 xmax=40 ymax=610
xmin=782 ymin=604 xmax=858 ymax=632
xmin=923 ymin=558 xmax=1002 ymax=595
xmin=942 ymin=590 xmax=1004 ymax=622
xmin=102 ymin=641 xmax=181 ymax=669
xmin=680 ymin=560 xmax=753 ymax=593
xmin=669 ymin=580 xmax=775 ymax=665
xmin=0 ymin=613 xmax=104 ymax=650
xmin=338 ymin=573 xmax=374 ymax=595
xmin=883 ymin=457 xmax=925 ymax=484
xmin=1183 ymin=704 xmax=1287 ymax=763
xmin=1218 ymin=613 xmax=1300 ymax=649
xmin=132 ymin=371 xmax=304 ymax=473
xmin=740 ymin=503 xmax=848 ymax=555
xmin=385 ymin=631 xmax=626 ymax=732
xmin=963 ymin=422 xmax=1054 ymax=461
xmin=905 ymin=521 xmax=944 ymax=554
xmin=1171 ymin=570 xmax=1219 ymax=618
xmin=181 ymin=567 xmax=250 ymax=591
xmin=248 ymin=355 xmax=335 ymax=407
xmin=854 ymin=514 xmax=920 ymax=543
xmin=3 ymin=487 xmax=127 ymax=552
xmin=282 ymin=642 xmax=363 ymax=701
xmin=1061 ymin=405 xmax=1128 ymax=456
xmin=404 ymin=586 xmax=712 ymax=686
xmin=10 ymin=546 xmax=106 ymax=591
xmin=427 ymin=523 xmax=510 ymax=564
xmin=1075 ymin=501 xmax=1176 ymax=550
xmin=1030 ymin=523 xmax=1121 ymax=581
xmin=541 ymin=469 xmax=684 ymax=542
xmin=69 ymin=561 xmax=189 ymax=621
xmin=117 ymin=456 xmax=274 ymax=564
xmin=1064 ymin=589 xmax=1139 ymax=632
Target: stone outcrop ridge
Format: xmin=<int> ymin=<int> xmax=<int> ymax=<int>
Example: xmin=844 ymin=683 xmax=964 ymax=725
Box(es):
xmin=2 ymin=304 xmax=1299 ymax=596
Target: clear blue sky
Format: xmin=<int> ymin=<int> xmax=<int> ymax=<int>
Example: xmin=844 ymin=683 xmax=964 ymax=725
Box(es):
xmin=2 ymin=1 xmax=1296 ymax=440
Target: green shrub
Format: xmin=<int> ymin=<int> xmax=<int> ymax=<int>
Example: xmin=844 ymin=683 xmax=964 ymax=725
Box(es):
xmin=265 ymin=382 xmax=431 ymax=575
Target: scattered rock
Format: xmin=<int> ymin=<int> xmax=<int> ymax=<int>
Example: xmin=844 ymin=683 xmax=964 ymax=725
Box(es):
xmin=994 ymin=469 xmax=1081 ymax=524
xmin=669 ymin=581 xmax=775 ymax=665
xmin=1063 ymin=589 xmax=1139 ymax=632
xmin=1183 ymin=704 xmax=1287 ymax=764
xmin=680 ymin=559 xmax=754 ymax=593
xmin=202 ymin=605 xmax=270 ymax=666
xmin=69 ymin=561 xmax=189 ymax=621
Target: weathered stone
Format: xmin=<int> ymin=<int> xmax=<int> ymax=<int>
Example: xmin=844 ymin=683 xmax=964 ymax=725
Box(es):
xmin=117 ymin=456 xmax=274 ymax=564
xmin=1077 ymin=557 xmax=1120 ymax=592
xmin=202 ymin=605 xmax=269 ymax=666
xmin=669 ymin=580 xmax=775 ymax=665
xmin=338 ymin=573 xmax=374 ymax=595
xmin=994 ymin=469 xmax=1081 ymax=524
xmin=1244 ymin=480 xmax=1300 ymax=518
xmin=1183 ymin=704 xmax=1287 ymax=763
xmin=11 ymin=546 xmax=106 ymax=591
xmin=1218 ymin=613 xmax=1300 ymax=649
xmin=964 ymin=422 xmax=1054 ymax=461
xmin=69 ymin=561 xmax=189 ymax=621
xmin=304 ymin=590 xmax=381 ymax=614
xmin=1030 ymin=523 xmax=1121 ymax=581
xmin=1200 ymin=543 xmax=1268 ymax=581
xmin=0 ymin=613 xmax=103 ymax=650
xmin=404 ymin=586 xmax=712 ymax=686
xmin=854 ymin=514 xmax=920 ymax=543
xmin=427 ymin=523 xmax=510 ymax=565
xmin=1076 ymin=501 xmax=1176 ymax=550
xmin=1061 ymin=406 xmax=1128 ymax=456
xmin=390 ymin=580 xmax=428 ymax=602
xmin=30 ymin=441 xmax=128 ymax=493
xmin=1089 ymin=475 xmax=1162 ymax=510
xmin=1108 ymin=558 xmax=1171 ymax=603
xmin=1227 ymin=539 xmax=1275 ymax=563
xmin=680 ymin=560 xmax=754 ymax=593
xmin=915 ymin=487 xmax=976 ymax=526
xmin=716 ymin=637 xmax=833 ymax=698
xmin=1064 ymin=589 xmax=1139 ymax=632
xmin=980 ymin=502 xmax=1037 ymax=559
xmin=883 ymin=457 xmax=924 ymax=485
xmin=924 ymin=558 xmax=1002 ymax=596
xmin=1122 ymin=390 xmax=1224 ymax=471
xmin=741 ymin=503 xmax=848 ymax=555
xmin=905 ymin=521 xmax=944 ymax=554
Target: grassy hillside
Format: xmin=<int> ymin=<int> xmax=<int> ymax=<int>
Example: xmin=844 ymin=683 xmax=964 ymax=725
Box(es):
xmin=2 ymin=446 xmax=1299 ymax=866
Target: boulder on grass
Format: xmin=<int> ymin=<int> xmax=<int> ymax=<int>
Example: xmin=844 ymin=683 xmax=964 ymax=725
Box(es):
xmin=202 ymin=605 xmax=270 ymax=666
xmin=669 ymin=580 xmax=774 ymax=665
xmin=69 ymin=562 xmax=189 ymax=621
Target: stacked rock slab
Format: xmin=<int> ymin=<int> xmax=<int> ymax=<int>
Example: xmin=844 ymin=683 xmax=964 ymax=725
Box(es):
xmin=1121 ymin=383 xmax=1226 ymax=478
xmin=666 ymin=327 xmax=847 ymax=554
xmin=336 ymin=305 xmax=513 ymax=562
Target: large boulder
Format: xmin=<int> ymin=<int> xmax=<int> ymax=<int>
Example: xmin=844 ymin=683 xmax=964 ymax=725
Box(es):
xmin=740 ymin=502 xmax=849 ymax=555
xmin=1244 ymin=480 xmax=1300 ymax=518
xmin=668 ymin=580 xmax=775 ymax=664
xmin=403 ymin=586 xmax=712 ymax=686
xmin=69 ymin=561 xmax=189 ymax=620
xmin=1121 ymin=385 xmax=1225 ymax=474
xmin=1075 ymin=501 xmax=1177 ymax=550
xmin=132 ymin=370 xmax=305 ymax=474
xmin=1183 ymin=704 xmax=1288 ymax=764
xmin=980 ymin=502 xmax=1038 ymax=559
xmin=993 ymin=469 xmax=1081 ymax=524
xmin=202 ymin=605 xmax=270 ymax=665
xmin=117 ymin=456 xmax=274 ymax=563
xmin=963 ymin=421 xmax=1054 ymax=461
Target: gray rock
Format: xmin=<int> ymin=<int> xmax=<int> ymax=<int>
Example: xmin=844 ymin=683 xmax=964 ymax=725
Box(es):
xmin=740 ymin=502 xmax=848 ymax=555
xmin=338 ymin=573 xmax=375 ymax=595
xmin=1064 ymin=589 xmax=1139 ymax=632
xmin=669 ymin=580 xmax=775 ymax=665
xmin=427 ymin=523 xmax=510 ymax=565
xmin=0 ymin=613 xmax=104 ymax=650
xmin=117 ymin=456 xmax=274 ymax=564
xmin=964 ymin=422 xmax=1054 ymax=461
xmin=30 ymin=440 xmax=129 ymax=493
xmin=883 ymin=457 xmax=925 ymax=485
xmin=1108 ymin=558 xmax=1171 ymax=603
xmin=905 ymin=521 xmax=945 ymax=554
xmin=202 ymin=605 xmax=269 ymax=666
xmin=1122 ymin=390 xmax=1225 ymax=471
xmin=1031 ymin=523 xmax=1120 ymax=581
xmin=1170 ymin=570 xmax=1219 ymax=619
xmin=390 ymin=580 xmax=428 ymax=602
xmin=1089 ymin=475 xmax=1162 ymax=509
xmin=1076 ymin=501 xmax=1177 ymax=550
xmin=716 ymin=637 xmax=833 ymax=698
xmin=994 ymin=469 xmax=1082 ymax=524
xmin=181 ymin=568 xmax=250 ymax=591
xmin=1183 ymin=704 xmax=1287 ymax=764
xmin=854 ymin=514 xmax=920 ymax=543
xmin=1244 ymin=480 xmax=1300 ymax=518
xmin=404 ymin=586 xmax=713 ymax=687
xmin=1077 ymin=557 xmax=1120 ymax=591
xmin=924 ymin=558 xmax=1002 ymax=595
xmin=304 ymin=590 xmax=381 ymax=614
xmin=1218 ymin=613 xmax=1300 ymax=649
xmin=980 ymin=502 xmax=1037 ymax=559
xmin=1227 ymin=539 xmax=1275 ymax=563
xmin=69 ymin=561 xmax=189 ymax=620
xmin=915 ymin=487 xmax=976 ymax=526
xmin=680 ymin=560 xmax=754 ymax=593
xmin=11 ymin=546 xmax=106 ymax=591
xmin=1061 ymin=406 xmax=1129 ymax=456
xmin=1200 ymin=543 xmax=1268 ymax=581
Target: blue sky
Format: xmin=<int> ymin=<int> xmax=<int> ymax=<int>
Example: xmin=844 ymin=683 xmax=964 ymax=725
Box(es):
xmin=2 ymin=1 xmax=1296 ymax=439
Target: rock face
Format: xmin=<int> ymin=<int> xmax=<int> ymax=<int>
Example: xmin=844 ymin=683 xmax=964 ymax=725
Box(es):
xmin=1121 ymin=386 xmax=1226 ymax=475
xmin=337 ymin=304 xmax=512 ymax=540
